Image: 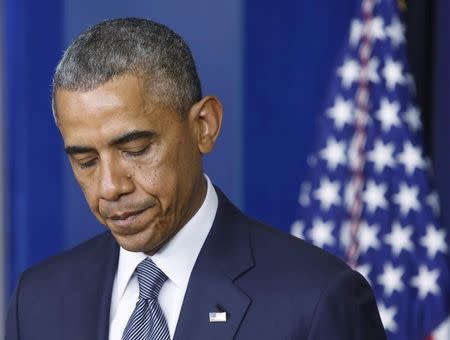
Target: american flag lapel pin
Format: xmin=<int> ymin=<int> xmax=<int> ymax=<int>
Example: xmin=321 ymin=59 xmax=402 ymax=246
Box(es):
xmin=209 ymin=304 xmax=228 ymax=322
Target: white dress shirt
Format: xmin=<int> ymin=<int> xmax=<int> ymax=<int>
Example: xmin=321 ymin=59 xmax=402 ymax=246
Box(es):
xmin=108 ymin=175 xmax=218 ymax=340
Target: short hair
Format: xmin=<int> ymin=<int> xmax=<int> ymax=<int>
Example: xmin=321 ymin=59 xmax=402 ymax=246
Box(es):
xmin=52 ymin=18 xmax=202 ymax=118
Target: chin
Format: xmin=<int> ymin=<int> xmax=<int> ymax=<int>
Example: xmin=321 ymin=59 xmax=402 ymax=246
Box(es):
xmin=112 ymin=231 xmax=159 ymax=254
xmin=112 ymin=232 xmax=149 ymax=253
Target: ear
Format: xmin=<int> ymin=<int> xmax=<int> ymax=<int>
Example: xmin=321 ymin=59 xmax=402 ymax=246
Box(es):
xmin=188 ymin=96 xmax=223 ymax=154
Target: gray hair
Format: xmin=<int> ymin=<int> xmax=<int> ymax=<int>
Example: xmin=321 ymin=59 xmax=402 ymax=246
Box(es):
xmin=52 ymin=18 xmax=202 ymax=118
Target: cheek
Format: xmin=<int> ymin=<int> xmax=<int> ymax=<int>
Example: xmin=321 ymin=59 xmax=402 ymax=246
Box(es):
xmin=133 ymin=143 xmax=180 ymax=194
xmin=132 ymin=160 xmax=186 ymax=217
xmin=135 ymin=164 xmax=177 ymax=201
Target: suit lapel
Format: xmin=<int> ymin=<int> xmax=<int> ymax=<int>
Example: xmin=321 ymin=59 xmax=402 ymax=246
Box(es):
xmin=62 ymin=232 xmax=119 ymax=340
xmin=174 ymin=190 xmax=254 ymax=340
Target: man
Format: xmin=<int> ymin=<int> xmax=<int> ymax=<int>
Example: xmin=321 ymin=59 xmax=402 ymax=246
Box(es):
xmin=5 ymin=18 xmax=386 ymax=339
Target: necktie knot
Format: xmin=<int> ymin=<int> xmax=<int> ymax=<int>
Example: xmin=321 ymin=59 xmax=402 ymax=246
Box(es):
xmin=135 ymin=258 xmax=168 ymax=300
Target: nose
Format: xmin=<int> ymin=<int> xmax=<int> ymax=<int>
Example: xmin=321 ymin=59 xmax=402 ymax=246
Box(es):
xmin=97 ymin=159 xmax=134 ymax=201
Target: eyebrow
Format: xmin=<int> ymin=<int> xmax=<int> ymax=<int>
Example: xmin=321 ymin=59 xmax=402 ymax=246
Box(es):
xmin=109 ymin=130 xmax=156 ymax=146
xmin=64 ymin=145 xmax=96 ymax=155
xmin=64 ymin=130 xmax=156 ymax=155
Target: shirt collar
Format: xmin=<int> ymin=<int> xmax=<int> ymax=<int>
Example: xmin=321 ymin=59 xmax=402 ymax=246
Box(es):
xmin=114 ymin=175 xmax=218 ymax=297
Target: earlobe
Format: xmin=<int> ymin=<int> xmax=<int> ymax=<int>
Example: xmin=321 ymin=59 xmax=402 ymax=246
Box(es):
xmin=190 ymin=96 xmax=223 ymax=154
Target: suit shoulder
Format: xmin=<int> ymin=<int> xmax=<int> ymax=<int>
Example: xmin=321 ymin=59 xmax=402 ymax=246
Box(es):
xmin=246 ymin=217 xmax=350 ymax=279
xmin=20 ymin=231 xmax=117 ymax=284
xmin=215 ymin=189 xmax=349 ymax=279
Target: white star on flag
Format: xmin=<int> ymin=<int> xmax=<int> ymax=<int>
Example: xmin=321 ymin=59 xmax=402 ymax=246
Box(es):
xmin=313 ymin=177 xmax=341 ymax=211
xmin=397 ymin=141 xmax=426 ymax=175
xmin=386 ymin=18 xmax=405 ymax=46
xmin=367 ymin=139 xmax=396 ymax=172
xmin=369 ymin=16 xmax=386 ymax=41
xmin=350 ymin=19 xmax=363 ymax=46
xmin=410 ymin=265 xmax=440 ymax=299
xmin=358 ymin=221 xmax=381 ymax=253
xmin=327 ymin=96 xmax=354 ymax=129
xmin=290 ymin=220 xmax=305 ymax=240
xmin=377 ymin=263 xmax=405 ymax=296
xmin=420 ymin=225 xmax=448 ymax=259
xmin=363 ymin=180 xmax=388 ymax=213
xmin=384 ymin=222 xmax=414 ymax=256
xmin=376 ymin=98 xmax=401 ymax=131
xmin=308 ymin=218 xmax=335 ymax=248
xmin=319 ymin=138 xmax=347 ymax=170
xmin=382 ymin=58 xmax=405 ymax=89
xmin=393 ymin=183 xmax=420 ymax=215
xmin=378 ymin=303 xmax=398 ymax=332
xmin=337 ymin=58 xmax=360 ymax=88
xmin=403 ymin=105 xmax=422 ymax=132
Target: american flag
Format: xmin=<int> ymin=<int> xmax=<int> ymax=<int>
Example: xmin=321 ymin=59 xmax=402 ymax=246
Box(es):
xmin=291 ymin=0 xmax=450 ymax=338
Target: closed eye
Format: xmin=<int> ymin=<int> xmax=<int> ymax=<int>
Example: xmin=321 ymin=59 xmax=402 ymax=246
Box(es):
xmin=123 ymin=144 xmax=150 ymax=157
xmin=78 ymin=157 xmax=98 ymax=169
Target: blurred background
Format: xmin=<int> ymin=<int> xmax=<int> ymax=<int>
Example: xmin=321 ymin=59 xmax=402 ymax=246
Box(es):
xmin=1 ymin=0 xmax=449 ymax=338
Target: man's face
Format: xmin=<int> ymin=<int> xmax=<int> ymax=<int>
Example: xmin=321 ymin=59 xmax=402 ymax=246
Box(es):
xmin=54 ymin=74 xmax=210 ymax=254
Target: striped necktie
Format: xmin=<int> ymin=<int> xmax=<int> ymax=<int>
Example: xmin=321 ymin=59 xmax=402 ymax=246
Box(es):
xmin=122 ymin=258 xmax=171 ymax=340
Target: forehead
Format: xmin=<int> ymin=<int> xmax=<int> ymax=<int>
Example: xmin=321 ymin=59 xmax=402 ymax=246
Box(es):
xmin=55 ymin=74 xmax=145 ymax=122
xmin=54 ymin=74 xmax=178 ymax=144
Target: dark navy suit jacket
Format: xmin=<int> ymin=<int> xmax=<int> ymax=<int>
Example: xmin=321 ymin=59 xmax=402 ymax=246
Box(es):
xmin=6 ymin=190 xmax=386 ymax=339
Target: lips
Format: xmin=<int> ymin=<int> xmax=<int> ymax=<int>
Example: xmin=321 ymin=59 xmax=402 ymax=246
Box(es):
xmin=102 ymin=204 xmax=156 ymax=233
xmin=109 ymin=208 xmax=148 ymax=221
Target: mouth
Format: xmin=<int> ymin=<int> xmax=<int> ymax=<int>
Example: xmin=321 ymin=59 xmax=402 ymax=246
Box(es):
xmin=105 ymin=206 xmax=153 ymax=233
xmin=109 ymin=208 xmax=148 ymax=221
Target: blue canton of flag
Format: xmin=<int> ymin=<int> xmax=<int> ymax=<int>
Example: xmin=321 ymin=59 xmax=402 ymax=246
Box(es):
xmin=291 ymin=0 xmax=450 ymax=339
